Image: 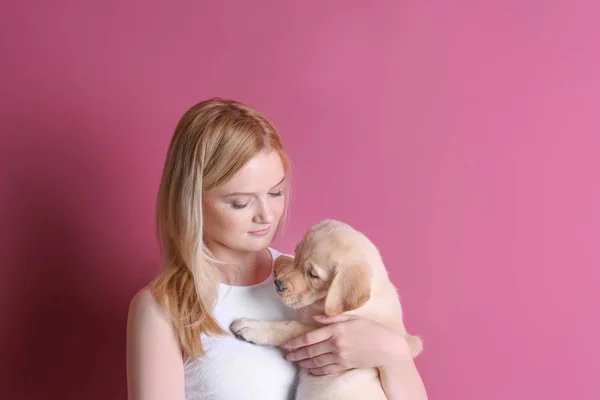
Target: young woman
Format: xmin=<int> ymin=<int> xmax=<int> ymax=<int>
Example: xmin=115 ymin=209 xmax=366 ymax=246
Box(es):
xmin=126 ymin=98 xmax=428 ymax=400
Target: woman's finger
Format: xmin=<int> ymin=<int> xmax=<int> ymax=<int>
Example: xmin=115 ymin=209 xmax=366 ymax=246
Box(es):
xmin=309 ymin=363 xmax=347 ymax=376
xmin=283 ymin=325 xmax=334 ymax=350
xmin=287 ymin=339 xmax=334 ymax=362
xmin=297 ymin=352 xmax=337 ymax=369
xmin=312 ymin=314 xmax=357 ymax=324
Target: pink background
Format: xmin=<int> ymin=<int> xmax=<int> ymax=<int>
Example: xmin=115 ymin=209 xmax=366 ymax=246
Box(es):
xmin=1 ymin=1 xmax=599 ymax=399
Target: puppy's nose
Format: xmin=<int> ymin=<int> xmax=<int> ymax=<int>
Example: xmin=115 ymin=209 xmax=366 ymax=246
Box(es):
xmin=274 ymin=278 xmax=285 ymax=293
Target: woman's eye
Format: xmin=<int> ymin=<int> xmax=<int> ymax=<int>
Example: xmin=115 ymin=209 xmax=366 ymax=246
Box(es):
xmin=307 ymin=270 xmax=318 ymax=279
xmin=231 ymin=202 xmax=249 ymax=209
xmin=269 ymin=190 xmax=283 ymax=197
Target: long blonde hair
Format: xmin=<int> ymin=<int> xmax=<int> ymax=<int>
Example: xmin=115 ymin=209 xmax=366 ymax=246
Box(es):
xmin=151 ymin=98 xmax=291 ymax=359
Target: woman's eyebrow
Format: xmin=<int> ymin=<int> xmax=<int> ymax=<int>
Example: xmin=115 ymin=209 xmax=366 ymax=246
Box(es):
xmin=223 ymin=176 xmax=285 ymax=197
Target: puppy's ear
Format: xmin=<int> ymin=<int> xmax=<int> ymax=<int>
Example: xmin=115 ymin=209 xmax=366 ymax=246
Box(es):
xmin=274 ymin=255 xmax=294 ymax=275
xmin=324 ymin=263 xmax=371 ymax=316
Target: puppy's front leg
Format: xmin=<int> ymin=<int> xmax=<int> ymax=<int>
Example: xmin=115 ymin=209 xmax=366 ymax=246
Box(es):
xmin=230 ymin=318 xmax=314 ymax=347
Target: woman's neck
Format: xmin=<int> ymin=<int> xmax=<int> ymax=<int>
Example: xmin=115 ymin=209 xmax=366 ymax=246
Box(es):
xmin=208 ymin=243 xmax=273 ymax=286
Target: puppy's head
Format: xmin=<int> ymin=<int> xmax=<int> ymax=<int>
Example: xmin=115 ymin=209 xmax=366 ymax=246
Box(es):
xmin=273 ymin=220 xmax=372 ymax=316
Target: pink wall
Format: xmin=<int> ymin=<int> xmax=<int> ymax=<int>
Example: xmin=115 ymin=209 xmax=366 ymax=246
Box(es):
xmin=1 ymin=1 xmax=598 ymax=399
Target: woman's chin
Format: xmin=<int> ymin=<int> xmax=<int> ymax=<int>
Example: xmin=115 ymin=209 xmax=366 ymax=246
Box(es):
xmin=234 ymin=238 xmax=273 ymax=252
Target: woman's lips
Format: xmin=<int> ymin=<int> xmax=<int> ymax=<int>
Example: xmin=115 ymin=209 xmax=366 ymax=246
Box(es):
xmin=249 ymin=226 xmax=271 ymax=236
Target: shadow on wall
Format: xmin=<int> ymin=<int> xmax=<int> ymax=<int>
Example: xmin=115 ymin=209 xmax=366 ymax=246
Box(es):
xmin=1 ymin=105 xmax=150 ymax=400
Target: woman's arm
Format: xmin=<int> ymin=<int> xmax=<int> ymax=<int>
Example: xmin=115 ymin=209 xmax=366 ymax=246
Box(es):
xmin=283 ymin=314 xmax=428 ymax=400
xmin=377 ymin=335 xmax=428 ymax=400
xmin=126 ymin=287 xmax=186 ymax=400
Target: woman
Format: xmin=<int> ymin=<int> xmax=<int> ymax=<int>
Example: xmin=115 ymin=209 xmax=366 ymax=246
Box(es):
xmin=126 ymin=98 xmax=428 ymax=400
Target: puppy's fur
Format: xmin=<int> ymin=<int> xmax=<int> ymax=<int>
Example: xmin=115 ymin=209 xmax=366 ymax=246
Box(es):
xmin=230 ymin=219 xmax=423 ymax=400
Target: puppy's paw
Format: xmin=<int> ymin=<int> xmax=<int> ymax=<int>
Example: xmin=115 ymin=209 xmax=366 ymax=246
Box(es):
xmin=230 ymin=318 xmax=264 ymax=345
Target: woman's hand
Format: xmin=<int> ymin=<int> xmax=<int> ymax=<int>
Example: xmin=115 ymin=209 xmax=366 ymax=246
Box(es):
xmin=282 ymin=314 xmax=413 ymax=376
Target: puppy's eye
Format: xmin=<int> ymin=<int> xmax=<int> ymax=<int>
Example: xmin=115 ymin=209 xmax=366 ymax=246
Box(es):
xmin=307 ymin=269 xmax=319 ymax=279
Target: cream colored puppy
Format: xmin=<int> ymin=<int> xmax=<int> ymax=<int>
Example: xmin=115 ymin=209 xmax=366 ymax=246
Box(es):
xmin=230 ymin=219 xmax=422 ymax=400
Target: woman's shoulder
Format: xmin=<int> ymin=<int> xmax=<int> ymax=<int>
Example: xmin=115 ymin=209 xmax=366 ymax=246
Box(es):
xmin=127 ymin=285 xmax=182 ymax=353
xmin=129 ymin=286 xmax=158 ymax=314
xmin=128 ymin=286 xmax=174 ymax=333
xmin=127 ymin=286 xmax=186 ymax=398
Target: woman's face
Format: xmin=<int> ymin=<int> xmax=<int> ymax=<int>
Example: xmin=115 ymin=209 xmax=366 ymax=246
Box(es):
xmin=203 ymin=150 xmax=286 ymax=254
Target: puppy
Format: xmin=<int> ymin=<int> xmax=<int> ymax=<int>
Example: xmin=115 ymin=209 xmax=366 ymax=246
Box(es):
xmin=230 ymin=219 xmax=423 ymax=400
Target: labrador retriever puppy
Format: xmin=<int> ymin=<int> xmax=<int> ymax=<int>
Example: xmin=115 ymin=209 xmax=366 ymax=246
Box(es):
xmin=230 ymin=219 xmax=422 ymax=400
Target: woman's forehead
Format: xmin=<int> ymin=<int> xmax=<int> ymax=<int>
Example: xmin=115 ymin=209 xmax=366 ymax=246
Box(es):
xmin=215 ymin=151 xmax=285 ymax=195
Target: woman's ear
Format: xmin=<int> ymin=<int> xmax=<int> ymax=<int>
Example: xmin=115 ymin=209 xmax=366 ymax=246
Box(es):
xmin=324 ymin=263 xmax=371 ymax=316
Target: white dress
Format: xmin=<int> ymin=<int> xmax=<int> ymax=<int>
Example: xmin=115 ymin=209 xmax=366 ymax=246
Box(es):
xmin=183 ymin=248 xmax=299 ymax=400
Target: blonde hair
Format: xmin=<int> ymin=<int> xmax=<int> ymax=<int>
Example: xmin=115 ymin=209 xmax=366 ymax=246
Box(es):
xmin=150 ymin=98 xmax=291 ymax=359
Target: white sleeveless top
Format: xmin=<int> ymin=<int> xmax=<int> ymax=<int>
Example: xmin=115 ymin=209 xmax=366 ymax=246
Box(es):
xmin=183 ymin=248 xmax=299 ymax=400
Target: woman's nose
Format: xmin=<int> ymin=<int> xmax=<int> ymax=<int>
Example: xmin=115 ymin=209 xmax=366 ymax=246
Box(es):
xmin=255 ymin=203 xmax=275 ymax=223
